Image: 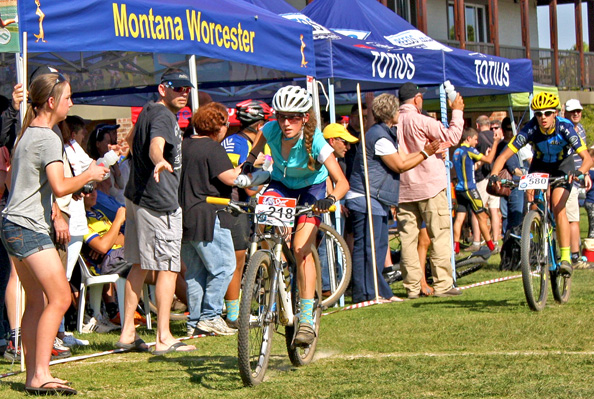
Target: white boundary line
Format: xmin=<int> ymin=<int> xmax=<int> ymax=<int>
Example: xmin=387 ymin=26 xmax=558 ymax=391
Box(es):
xmin=0 ymin=273 xmax=524 ymax=379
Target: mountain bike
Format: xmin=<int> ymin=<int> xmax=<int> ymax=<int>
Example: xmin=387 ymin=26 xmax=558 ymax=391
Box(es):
xmin=503 ymin=173 xmax=574 ymax=311
xmin=206 ymin=196 xmax=335 ymax=386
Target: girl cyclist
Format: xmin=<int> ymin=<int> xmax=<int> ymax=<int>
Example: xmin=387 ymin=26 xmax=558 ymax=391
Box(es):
xmin=247 ymin=85 xmax=348 ymax=346
xmin=490 ymin=92 xmax=593 ymax=277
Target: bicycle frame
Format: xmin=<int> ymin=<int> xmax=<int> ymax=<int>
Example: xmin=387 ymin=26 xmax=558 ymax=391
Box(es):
xmin=532 ymin=188 xmax=558 ymax=273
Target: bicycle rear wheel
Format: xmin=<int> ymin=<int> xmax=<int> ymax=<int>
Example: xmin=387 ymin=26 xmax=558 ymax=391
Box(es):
xmin=285 ymin=246 xmax=322 ymax=367
xmin=455 ymin=257 xmax=487 ymax=279
xmin=317 ymin=222 xmax=352 ymax=308
xmin=237 ymin=250 xmax=275 ymax=386
xmin=520 ymin=210 xmax=549 ymax=311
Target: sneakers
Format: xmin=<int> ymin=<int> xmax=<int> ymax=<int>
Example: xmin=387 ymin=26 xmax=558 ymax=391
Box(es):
xmin=383 ymin=265 xmax=402 ymax=285
xmin=61 ymin=333 xmax=90 ymax=347
xmin=82 ymin=314 xmax=120 ymax=334
xmin=51 ymin=338 xmax=72 ymax=360
xmin=3 ymin=341 xmax=20 ymax=361
xmin=225 ymin=318 xmax=239 ymax=330
xmin=465 ymin=243 xmax=481 ymax=253
xmin=195 ymin=316 xmax=237 ymax=336
xmin=491 ymin=244 xmax=501 ymax=255
xmin=434 ymin=287 xmax=463 ymax=297
xmin=559 ymin=260 xmax=573 ymax=277
xmin=294 ymin=323 xmax=316 ymax=347
xmin=573 ymin=259 xmax=591 ymax=270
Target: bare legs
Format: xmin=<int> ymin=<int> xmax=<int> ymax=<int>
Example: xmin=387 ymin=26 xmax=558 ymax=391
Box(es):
xmin=14 ymin=249 xmax=71 ymax=390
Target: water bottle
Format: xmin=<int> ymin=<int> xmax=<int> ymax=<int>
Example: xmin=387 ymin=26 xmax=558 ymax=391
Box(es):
xmin=262 ymin=155 xmax=273 ymax=172
xmin=96 ymin=150 xmax=119 ymax=180
xmin=234 ymin=170 xmax=271 ymax=188
xmin=443 ymin=80 xmax=458 ymax=103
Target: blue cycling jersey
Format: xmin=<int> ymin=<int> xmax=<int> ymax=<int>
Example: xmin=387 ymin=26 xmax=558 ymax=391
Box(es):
xmin=453 ymin=143 xmax=483 ymax=191
xmin=262 ymin=121 xmax=330 ymax=190
xmin=508 ymin=116 xmax=587 ymax=163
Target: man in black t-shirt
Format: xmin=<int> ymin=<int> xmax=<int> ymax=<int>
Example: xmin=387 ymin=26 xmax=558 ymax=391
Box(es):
xmin=117 ymin=69 xmax=196 ymax=355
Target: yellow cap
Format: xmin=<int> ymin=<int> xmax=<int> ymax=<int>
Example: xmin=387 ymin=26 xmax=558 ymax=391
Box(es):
xmin=323 ymin=123 xmax=359 ymax=143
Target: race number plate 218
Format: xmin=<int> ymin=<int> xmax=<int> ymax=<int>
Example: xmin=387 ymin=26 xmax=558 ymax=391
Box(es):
xmin=518 ymin=173 xmax=549 ymax=191
xmin=255 ymin=196 xmax=297 ymax=227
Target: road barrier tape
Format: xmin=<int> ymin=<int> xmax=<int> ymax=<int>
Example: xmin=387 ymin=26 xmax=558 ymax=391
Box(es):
xmin=458 ymin=274 xmax=522 ymax=290
xmin=0 ymin=274 xmax=522 ymax=379
xmin=0 ymin=333 xmax=212 ymax=379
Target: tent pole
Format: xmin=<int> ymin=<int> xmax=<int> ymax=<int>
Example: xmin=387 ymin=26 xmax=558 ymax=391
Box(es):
xmin=327 ymin=78 xmax=345 ymax=307
xmin=15 ymin=31 xmax=28 ymax=373
xmin=188 ymin=55 xmax=199 ymax=113
xmin=307 ymin=76 xmax=322 ymax=131
xmin=439 ymin=83 xmax=457 ymax=282
xmin=357 ymin=83 xmax=380 ymax=301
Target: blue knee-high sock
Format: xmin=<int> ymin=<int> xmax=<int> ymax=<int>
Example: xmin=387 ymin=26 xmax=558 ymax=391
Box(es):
xmin=299 ymin=298 xmax=315 ymax=326
xmin=225 ymin=299 xmax=239 ymax=322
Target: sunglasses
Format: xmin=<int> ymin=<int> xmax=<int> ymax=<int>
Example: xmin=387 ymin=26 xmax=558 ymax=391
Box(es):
xmin=163 ymin=84 xmax=191 ymax=94
xmin=567 ymin=109 xmax=582 ymax=113
xmin=276 ymin=113 xmax=305 ymax=123
xmin=45 ymin=72 xmax=67 ymax=101
xmin=335 ymin=137 xmax=349 ymax=144
xmin=534 ymin=110 xmax=555 ymax=118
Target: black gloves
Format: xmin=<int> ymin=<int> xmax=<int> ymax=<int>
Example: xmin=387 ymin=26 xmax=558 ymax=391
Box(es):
xmin=314 ymin=196 xmax=335 ymax=212
xmin=488 ymin=175 xmax=500 ymax=185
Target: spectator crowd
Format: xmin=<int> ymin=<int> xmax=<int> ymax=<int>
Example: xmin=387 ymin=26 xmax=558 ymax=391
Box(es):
xmin=0 ymin=66 xmax=593 ymax=395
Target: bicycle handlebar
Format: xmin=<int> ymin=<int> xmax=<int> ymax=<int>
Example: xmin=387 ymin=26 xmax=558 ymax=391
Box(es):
xmin=500 ymin=174 xmax=584 ymax=189
xmin=206 ymin=196 xmax=337 ymax=213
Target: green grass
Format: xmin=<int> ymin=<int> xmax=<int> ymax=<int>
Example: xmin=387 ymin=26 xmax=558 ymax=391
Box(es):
xmin=1 ymin=263 xmax=594 ymax=398
xmin=1 ymin=216 xmax=593 ymax=398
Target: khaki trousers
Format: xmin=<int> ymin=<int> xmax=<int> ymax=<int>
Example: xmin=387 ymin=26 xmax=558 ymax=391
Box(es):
xmin=397 ymin=189 xmax=453 ymax=295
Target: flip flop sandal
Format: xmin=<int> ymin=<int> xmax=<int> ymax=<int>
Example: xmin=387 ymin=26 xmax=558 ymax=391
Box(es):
xmin=114 ymin=338 xmax=149 ymax=352
xmin=25 ymin=381 xmax=77 ymax=396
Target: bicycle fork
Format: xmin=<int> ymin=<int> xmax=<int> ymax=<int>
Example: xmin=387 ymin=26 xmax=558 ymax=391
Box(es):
xmin=264 ymin=243 xmax=295 ymax=327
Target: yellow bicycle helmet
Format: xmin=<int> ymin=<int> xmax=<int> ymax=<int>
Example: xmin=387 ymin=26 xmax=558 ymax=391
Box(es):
xmin=531 ymin=92 xmax=560 ymax=111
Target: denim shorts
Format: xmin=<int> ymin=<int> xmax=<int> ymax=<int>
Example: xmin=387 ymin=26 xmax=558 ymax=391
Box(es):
xmin=1 ymin=218 xmax=55 ymax=260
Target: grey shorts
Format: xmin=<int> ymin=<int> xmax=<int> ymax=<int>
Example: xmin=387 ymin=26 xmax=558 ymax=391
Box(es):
xmin=124 ymin=199 xmax=182 ymax=272
xmin=566 ymin=186 xmax=580 ymax=223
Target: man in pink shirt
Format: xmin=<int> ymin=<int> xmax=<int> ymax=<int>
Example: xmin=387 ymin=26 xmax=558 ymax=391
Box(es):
xmin=396 ymin=82 xmax=465 ymax=298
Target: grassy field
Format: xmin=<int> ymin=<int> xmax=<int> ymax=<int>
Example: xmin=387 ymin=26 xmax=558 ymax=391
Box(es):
xmin=1 ymin=259 xmax=593 ymax=398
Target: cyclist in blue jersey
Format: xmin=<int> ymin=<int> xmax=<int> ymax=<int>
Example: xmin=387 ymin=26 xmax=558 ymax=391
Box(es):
xmin=453 ymin=128 xmax=502 ymax=255
xmin=247 ymin=85 xmax=349 ymax=346
xmin=489 ymin=92 xmax=593 ymax=276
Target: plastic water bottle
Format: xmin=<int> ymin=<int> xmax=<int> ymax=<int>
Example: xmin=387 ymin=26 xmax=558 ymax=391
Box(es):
xmin=234 ymin=170 xmax=271 ymax=188
xmin=443 ymin=80 xmax=458 ymax=102
xmin=96 ymin=150 xmax=119 ymax=180
xmin=262 ymin=155 xmax=273 ymax=172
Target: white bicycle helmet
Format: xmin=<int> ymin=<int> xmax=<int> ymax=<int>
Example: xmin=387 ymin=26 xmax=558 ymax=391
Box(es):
xmin=272 ymin=85 xmax=312 ymax=113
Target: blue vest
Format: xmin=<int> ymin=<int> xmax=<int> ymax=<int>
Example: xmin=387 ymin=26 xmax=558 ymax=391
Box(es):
xmin=349 ymin=123 xmax=400 ymax=206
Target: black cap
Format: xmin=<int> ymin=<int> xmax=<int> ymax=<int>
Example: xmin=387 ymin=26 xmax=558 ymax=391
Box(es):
xmin=30 ymin=65 xmax=62 ymax=84
xmin=398 ymin=82 xmax=426 ymax=103
xmin=160 ymin=71 xmax=194 ymax=88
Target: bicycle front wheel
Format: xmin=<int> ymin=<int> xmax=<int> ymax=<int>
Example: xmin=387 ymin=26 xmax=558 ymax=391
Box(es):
xmin=317 ymin=222 xmax=352 ymax=308
xmin=551 ymin=232 xmax=572 ymax=303
xmin=237 ymin=250 xmax=275 ymax=387
xmin=285 ymin=246 xmax=322 ymax=367
xmin=520 ymin=210 xmax=549 ymax=311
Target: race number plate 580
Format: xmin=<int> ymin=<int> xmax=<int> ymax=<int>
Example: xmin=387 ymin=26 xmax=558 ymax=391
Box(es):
xmin=518 ymin=173 xmax=549 ymax=191
xmin=255 ymin=196 xmax=297 ymax=227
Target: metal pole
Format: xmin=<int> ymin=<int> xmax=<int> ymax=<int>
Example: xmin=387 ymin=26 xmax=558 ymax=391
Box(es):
xmin=439 ymin=84 xmax=457 ymax=281
xmin=188 ymin=55 xmax=199 ymax=113
xmin=357 ymin=83 xmax=380 ymax=301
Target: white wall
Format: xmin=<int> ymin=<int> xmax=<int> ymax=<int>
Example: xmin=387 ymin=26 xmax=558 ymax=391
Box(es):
xmin=425 ymin=0 xmax=539 ymax=48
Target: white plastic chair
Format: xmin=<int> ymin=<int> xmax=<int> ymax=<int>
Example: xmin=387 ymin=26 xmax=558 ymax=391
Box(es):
xmin=76 ymin=255 xmax=152 ymax=333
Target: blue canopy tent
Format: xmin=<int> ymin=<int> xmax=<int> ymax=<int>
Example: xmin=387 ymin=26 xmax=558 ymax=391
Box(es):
xmin=15 ymin=0 xmax=317 ymax=107
xmin=242 ymin=0 xmax=446 ymax=89
xmin=302 ymin=0 xmax=534 ymax=96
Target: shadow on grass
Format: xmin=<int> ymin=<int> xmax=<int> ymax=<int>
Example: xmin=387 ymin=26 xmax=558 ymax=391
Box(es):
xmin=2 ymin=381 xmax=25 ymax=395
xmin=147 ymin=353 xmax=293 ymax=390
xmin=411 ymin=299 xmax=517 ymax=311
